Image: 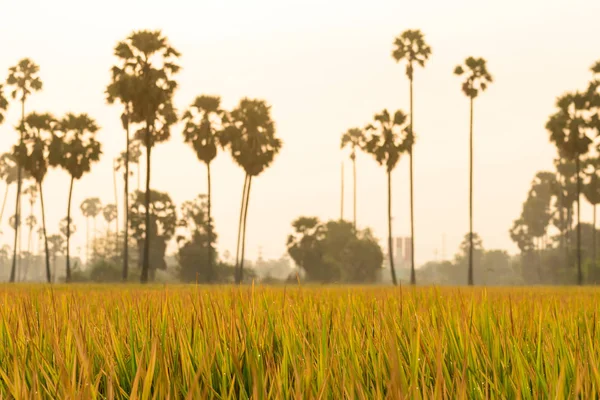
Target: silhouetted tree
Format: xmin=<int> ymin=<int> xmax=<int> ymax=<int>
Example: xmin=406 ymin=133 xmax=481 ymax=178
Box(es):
xmin=221 ymin=98 xmax=282 ymax=284
xmin=392 ymin=29 xmax=432 ymax=285
xmin=0 ymin=84 xmax=7 ymax=124
xmin=112 ymin=30 xmax=180 ymax=283
xmin=182 ymin=95 xmax=224 ymax=278
xmin=80 ymin=197 xmax=102 ymax=261
xmin=47 ymin=234 xmax=64 ymax=283
xmin=0 ymin=154 xmax=21 ymax=233
xmin=454 ymin=56 xmax=493 ymax=286
xmin=340 ymin=128 xmax=365 ymax=229
xmin=546 ymin=92 xmax=593 ymax=285
xmin=12 ymin=113 xmax=55 ymax=283
xmin=50 ymin=113 xmax=102 ymax=282
xmin=363 ymin=109 xmax=413 ymax=285
xmin=6 ymin=58 xmax=43 ymax=283
xmin=583 ymin=157 xmax=600 ymax=272
xmin=103 ymin=204 xmax=118 ymax=255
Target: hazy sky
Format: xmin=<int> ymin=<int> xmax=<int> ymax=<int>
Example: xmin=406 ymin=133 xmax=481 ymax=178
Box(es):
xmin=1 ymin=0 xmax=600 ymax=267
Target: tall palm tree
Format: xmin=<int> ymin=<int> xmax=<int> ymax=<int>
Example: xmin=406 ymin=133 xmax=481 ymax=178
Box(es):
xmin=363 ymin=109 xmax=413 ymax=286
xmin=49 ymin=113 xmax=102 ymax=282
xmin=6 ymin=58 xmax=43 ymax=283
xmin=454 ymin=57 xmax=493 ymax=286
xmin=546 ymin=93 xmax=594 ymax=285
xmin=340 ymin=128 xmax=365 ymax=229
xmin=182 ymin=95 xmax=224 ymax=276
xmin=47 ymin=234 xmax=64 ymax=283
xmin=221 ymin=98 xmax=282 ymax=284
xmin=111 ymin=30 xmax=180 ymax=283
xmin=0 ymin=154 xmax=20 ymax=230
xmin=103 ymin=204 xmax=118 ymax=255
xmin=392 ymin=29 xmax=432 ymax=285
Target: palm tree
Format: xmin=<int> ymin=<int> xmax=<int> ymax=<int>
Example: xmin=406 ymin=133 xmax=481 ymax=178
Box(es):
xmin=0 ymin=84 xmax=8 ymax=124
xmin=584 ymin=157 xmax=600 ymax=274
xmin=546 ymin=93 xmax=593 ymax=285
xmin=454 ymin=56 xmax=493 ymax=286
xmin=363 ymin=109 xmax=413 ymax=286
xmin=340 ymin=128 xmax=365 ymax=229
xmin=49 ymin=113 xmax=102 ymax=282
xmin=221 ymin=98 xmax=282 ymax=284
xmin=6 ymin=58 xmax=43 ymax=283
xmin=111 ymin=30 xmax=180 ymax=283
xmin=80 ymin=197 xmax=102 ymax=262
xmin=0 ymin=153 xmax=20 ymax=230
xmin=103 ymin=203 xmax=118 ymax=255
xmin=182 ymin=95 xmax=224 ymax=276
xmin=47 ymin=234 xmax=64 ymax=283
xmin=392 ymin=29 xmax=432 ymax=285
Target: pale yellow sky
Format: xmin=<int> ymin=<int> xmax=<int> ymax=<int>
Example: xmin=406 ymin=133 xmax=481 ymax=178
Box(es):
xmin=1 ymin=0 xmax=600 ymax=266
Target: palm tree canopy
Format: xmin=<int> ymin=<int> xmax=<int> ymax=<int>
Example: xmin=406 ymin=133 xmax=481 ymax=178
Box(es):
xmin=50 ymin=113 xmax=102 ymax=180
xmin=392 ymin=29 xmax=432 ymax=79
xmin=546 ymin=93 xmax=593 ymax=159
xmin=221 ymin=98 xmax=282 ymax=177
xmin=103 ymin=204 xmax=118 ymax=223
xmin=0 ymin=84 xmax=8 ymax=125
xmin=181 ymin=95 xmax=223 ymax=164
xmin=14 ymin=112 xmax=57 ymax=183
xmin=80 ymin=197 xmax=102 ymax=219
xmin=454 ymin=57 xmax=493 ymax=98
xmin=129 ymin=189 xmax=177 ymax=241
xmin=115 ymin=140 xmax=142 ymax=173
xmin=59 ymin=217 xmax=76 ymax=238
xmin=6 ymin=58 xmax=43 ymax=102
xmin=0 ymin=153 xmax=26 ymax=186
xmin=340 ymin=128 xmax=365 ymax=160
xmin=363 ymin=109 xmax=413 ymax=172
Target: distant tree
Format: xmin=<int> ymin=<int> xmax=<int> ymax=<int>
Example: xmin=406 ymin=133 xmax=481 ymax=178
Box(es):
xmin=176 ymin=194 xmax=218 ymax=282
xmin=111 ymin=30 xmax=181 ymax=283
xmin=340 ymin=128 xmax=365 ymax=229
xmin=6 ymin=58 xmax=43 ymax=283
xmin=286 ymin=217 xmax=383 ymax=283
xmin=392 ymin=29 xmax=432 ymax=286
xmin=583 ymin=157 xmax=600 ymax=272
xmin=454 ymin=56 xmax=493 ymax=286
xmin=103 ymin=204 xmax=118 ymax=255
xmin=47 ymin=234 xmax=64 ymax=283
xmin=221 ymin=98 xmax=282 ymax=284
xmin=80 ymin=197 xmax=102 ymax=261
xmin=546 ymin=92 xmax=594 ymax=285
xmin=50 ymin=113 xmax=102 ymax=282
xmin=129 ymin=189 xmax=177 ymax=280
xmin=0 ymin=154 xmax=21 ymax=234
xmin=363 ymin=109 xmax=413 ymax=285
xmin=182 ymin=95 xmax=224 ymax=278
xmin=13 ymin=113 xmax=55 ymax=283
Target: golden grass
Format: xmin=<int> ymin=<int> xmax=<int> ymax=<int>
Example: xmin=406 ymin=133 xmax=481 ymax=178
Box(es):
xmin=0 ymin=284 xmax=599 ymax=399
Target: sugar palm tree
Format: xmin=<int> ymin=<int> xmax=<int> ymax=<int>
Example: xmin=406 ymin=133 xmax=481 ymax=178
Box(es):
xmin=182 ymin=95 xmax=224 ymax=275
xmin=584 ymin=157 xmax=600 ymax=273
xmin=363 ymin=109 xmax=413 ymax=286
xmin=392 ymin=29 xmax=431 ymax=285
xmin=103 ymin=203 xmax=118 ymax=256
xmin=221 ymin=98 xmax=282 ymax=284
xmin=546 ymin=93 xmax=594 ymax=285
xmin=80 ymin=197 xmax=102 ymax=262
xmin=340 ymin=128 xmax=365 ymax=229
xmin=47 ymin=234 xmax=64 ymax=283
xmin=0 ymin=153 xmax=20 ymax=230
xmin=112 ymin=30 xmax=180 ymax=283
xmin=49 ymin=113 xmax=102 ymax=282
xmin=0 ymin=84 xmax=8 ymax=124
xmin=454 ymin=56 xmax=493 ymax=286
xmin=6 ymin=58 xmax=43 ymax=283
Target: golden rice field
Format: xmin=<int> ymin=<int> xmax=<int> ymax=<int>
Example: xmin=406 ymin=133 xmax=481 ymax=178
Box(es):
xmin=0 ymin=285 xmax=599 ymax=399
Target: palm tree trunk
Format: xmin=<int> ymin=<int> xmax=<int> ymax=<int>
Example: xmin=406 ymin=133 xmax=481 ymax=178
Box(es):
xmin=123 ymin=117 xmax=130 ymax=281
xmin=66 ymin=176 xmax=74 ymax=283
xmin=387 ymin=169 xmax=397 ymax=286
xmin=468 ymin=97 xmax=474 ymax=286
xmin=352 ymin=156 xmax=357 ymax=229
xmin=38 ymin=182 xmax=51 ymax=283
xmin=239 ymin=175 xmax=253 ymax=284
xmin=340 ymin=161 xmax=344 ymax=221
xmin=409 ymin=75 xmax=416 ymax=285
xmin=593 ymin=204 xmax=597 ymax=280
xmin=113 ymin=158 xmax=119 ymax=259
xmin=235 ymin=175 xmax=249 ymax=284
xmin=0 ymin=184 xmax=10 ymax=227
xmin=10 ymin=99 xmax=25 ymax=283
xmin=576 ymin=154 xmax=582 ymax=285
xmin=141 ymin=126 xmax=152 ymax=284
xmin=207 ymin=162 xmax=214 ymax=281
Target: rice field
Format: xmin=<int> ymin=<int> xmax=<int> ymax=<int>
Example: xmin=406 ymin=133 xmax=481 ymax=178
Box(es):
xmin=0 ymin=285 xmax=599 ymax=399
